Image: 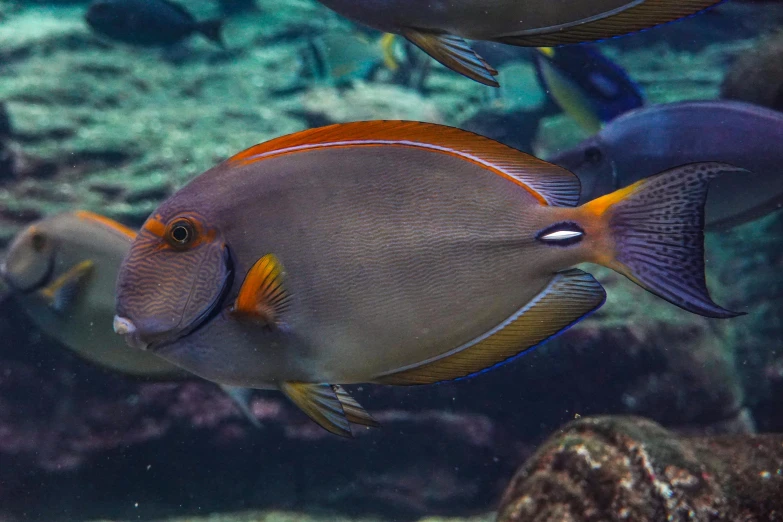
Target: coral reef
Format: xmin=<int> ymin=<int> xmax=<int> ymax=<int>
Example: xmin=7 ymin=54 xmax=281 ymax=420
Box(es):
xmin=497 ymin=416 xmax=783 ymax=522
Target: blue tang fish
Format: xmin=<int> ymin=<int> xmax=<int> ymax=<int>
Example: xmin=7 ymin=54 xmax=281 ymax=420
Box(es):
xmin=534 ymin=45 xmax=644 ymax=133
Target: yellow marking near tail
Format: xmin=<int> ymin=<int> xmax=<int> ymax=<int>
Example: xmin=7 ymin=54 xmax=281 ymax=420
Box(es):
xmin=581 ymin=179 xmax=643 ymax=217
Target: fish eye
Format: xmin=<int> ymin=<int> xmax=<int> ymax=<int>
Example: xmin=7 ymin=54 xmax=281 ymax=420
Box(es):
xmin=30 ymin=232 xmax=47 ymax=252
xmin=166 ymin=219 xmax=196 ymax=248
xmin=584 ymin=146 xmax=603 ymax=165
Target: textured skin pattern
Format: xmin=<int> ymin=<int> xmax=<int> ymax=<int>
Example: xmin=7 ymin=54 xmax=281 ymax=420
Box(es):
xmin=608 ymin=163 xmax=744 ymax=318
xmin=123 ymin=142 xmax=582 ymax=387
xmin=230 ymin=121 xmax=582 ymax=208
xmin=376 ymin=268 xmax=606 ymax=384
xmin=116 ymin=227 xmax=231 ymax=345
xmin=116 ymin=123 xmax=731 ymax=390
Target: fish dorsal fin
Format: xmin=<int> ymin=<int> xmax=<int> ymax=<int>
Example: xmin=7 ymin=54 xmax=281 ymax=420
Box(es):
xmin=280 ymin=382 xmax=352 ymax=437
xmin=74 ymin=211 xmax=136 ymax=240
xmin=495 ymin=0 xmax=722 ymax=46
xmin=333 ymin=385 xmax=379 ymax=428
xmin=228 ymin=121 xmax=581 ymax=207
xmin=231 ymin=254 xmax=290 ymax=328
xmin=38 ymin=260 xmax=95 ymax=313
xmin=373 ymin=269 xmax=606 ymax=385
xmin=218 ymin=385 xmax=261 ymax=428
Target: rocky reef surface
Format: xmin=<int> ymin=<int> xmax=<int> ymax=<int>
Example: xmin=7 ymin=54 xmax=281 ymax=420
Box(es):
xmin=0 ymin=1 xmax=782 ymax=521
xmin=497 ymin=416 xmax=783 ymax=522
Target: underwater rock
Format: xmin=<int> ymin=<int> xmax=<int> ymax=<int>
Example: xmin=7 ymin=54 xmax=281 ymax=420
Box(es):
xmin=496 ymin=415 xmax=783 ymax=522
xmin=721 ymin=32 xmax=783 ymax=111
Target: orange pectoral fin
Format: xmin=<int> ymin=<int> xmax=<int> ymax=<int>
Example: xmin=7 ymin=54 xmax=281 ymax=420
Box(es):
xmin=231 ymin=254 xmax=290 ymax=328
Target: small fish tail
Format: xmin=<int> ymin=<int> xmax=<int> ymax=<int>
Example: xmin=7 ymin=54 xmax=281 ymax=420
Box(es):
xmin=196 ymin=18 xmax=224 ymax=47
xmin=580 ymin=162 xmax=745 ymax=319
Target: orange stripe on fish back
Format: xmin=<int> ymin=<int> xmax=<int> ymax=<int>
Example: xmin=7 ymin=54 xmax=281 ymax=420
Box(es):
xmin=227 ymin=121 xmax=582 ymax=208
xmin=75 ymin=210 xmax=136 ymax=239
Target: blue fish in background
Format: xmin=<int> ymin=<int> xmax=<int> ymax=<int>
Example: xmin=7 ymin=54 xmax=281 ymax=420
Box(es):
xmin=534 ymin=45 xmax=644 ymax=133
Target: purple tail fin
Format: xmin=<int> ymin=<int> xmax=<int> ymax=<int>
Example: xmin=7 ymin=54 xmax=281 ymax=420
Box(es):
xmin=584 ymin=162 xmax=745 ymax=319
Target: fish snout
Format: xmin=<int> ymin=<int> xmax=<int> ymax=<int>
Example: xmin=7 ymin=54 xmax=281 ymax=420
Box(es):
xmin=113 ymin=315 xmax=149 ymax=350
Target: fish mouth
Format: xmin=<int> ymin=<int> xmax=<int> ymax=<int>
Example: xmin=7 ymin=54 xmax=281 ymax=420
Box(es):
xmin=113 ymin=316 xmax=150 ymax=350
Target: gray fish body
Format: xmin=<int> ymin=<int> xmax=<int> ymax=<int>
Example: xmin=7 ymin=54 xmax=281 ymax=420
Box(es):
xmin=550 ymin=100 xmax=783 ymax=229
xmin=316 ymin=0 xmax=644 ymax=39
xmin=151 ymin=147 xmax=569 ymax=388
xmin=6 ymin=213 xmax=181 ymax=377
xmin=115 ymin=121 xmax=742 ymax=436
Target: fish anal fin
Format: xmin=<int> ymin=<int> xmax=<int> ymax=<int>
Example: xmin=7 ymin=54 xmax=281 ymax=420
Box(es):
xmin=374 ymin=269 xmax=606 ymax=385
xmin=38 ymin=260 xmax=95 ymax=313
xmin=280 ymin=382 xmax=352 ymax=437
xmin=333 ymin=385 xmax=379 ymax=428
xmin=402 ymin=30 xmax=498 ymax=87
xmin=218 ymin=385 xmax=261 ymax=428
xmin=495 ymin=0 xmax=722 ymax=46
xmin=228 ymin=121 xmax=580 ymax=207
xmin=231 ymin=254 xmax=290 ymax=328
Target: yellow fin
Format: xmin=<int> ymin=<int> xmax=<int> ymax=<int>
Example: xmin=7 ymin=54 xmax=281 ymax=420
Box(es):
xmin=38 ymin=260 xmax=94 ymax=313
xmin=231 ymin=254 xmax=290 ymax=328
xmin=374 ymin=269 xmax=606 ymax=385
xmin=403 ymin=30 xmax=499 ymax=87
xmin=333 ymin=385 xmax=379 ymax=428
xmin=280 ymin=382 xmax=352 ymax=437
xmin=380 ymin=33 xmax=399 ymax=71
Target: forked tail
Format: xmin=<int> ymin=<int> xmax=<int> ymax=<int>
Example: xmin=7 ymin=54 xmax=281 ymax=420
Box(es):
xmin=581 ymin=162 xmax=745 ymax=318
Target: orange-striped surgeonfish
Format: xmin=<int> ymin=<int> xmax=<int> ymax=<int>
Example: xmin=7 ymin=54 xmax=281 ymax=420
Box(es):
xmin=113 ymin=121 xmax=743 ymax=437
